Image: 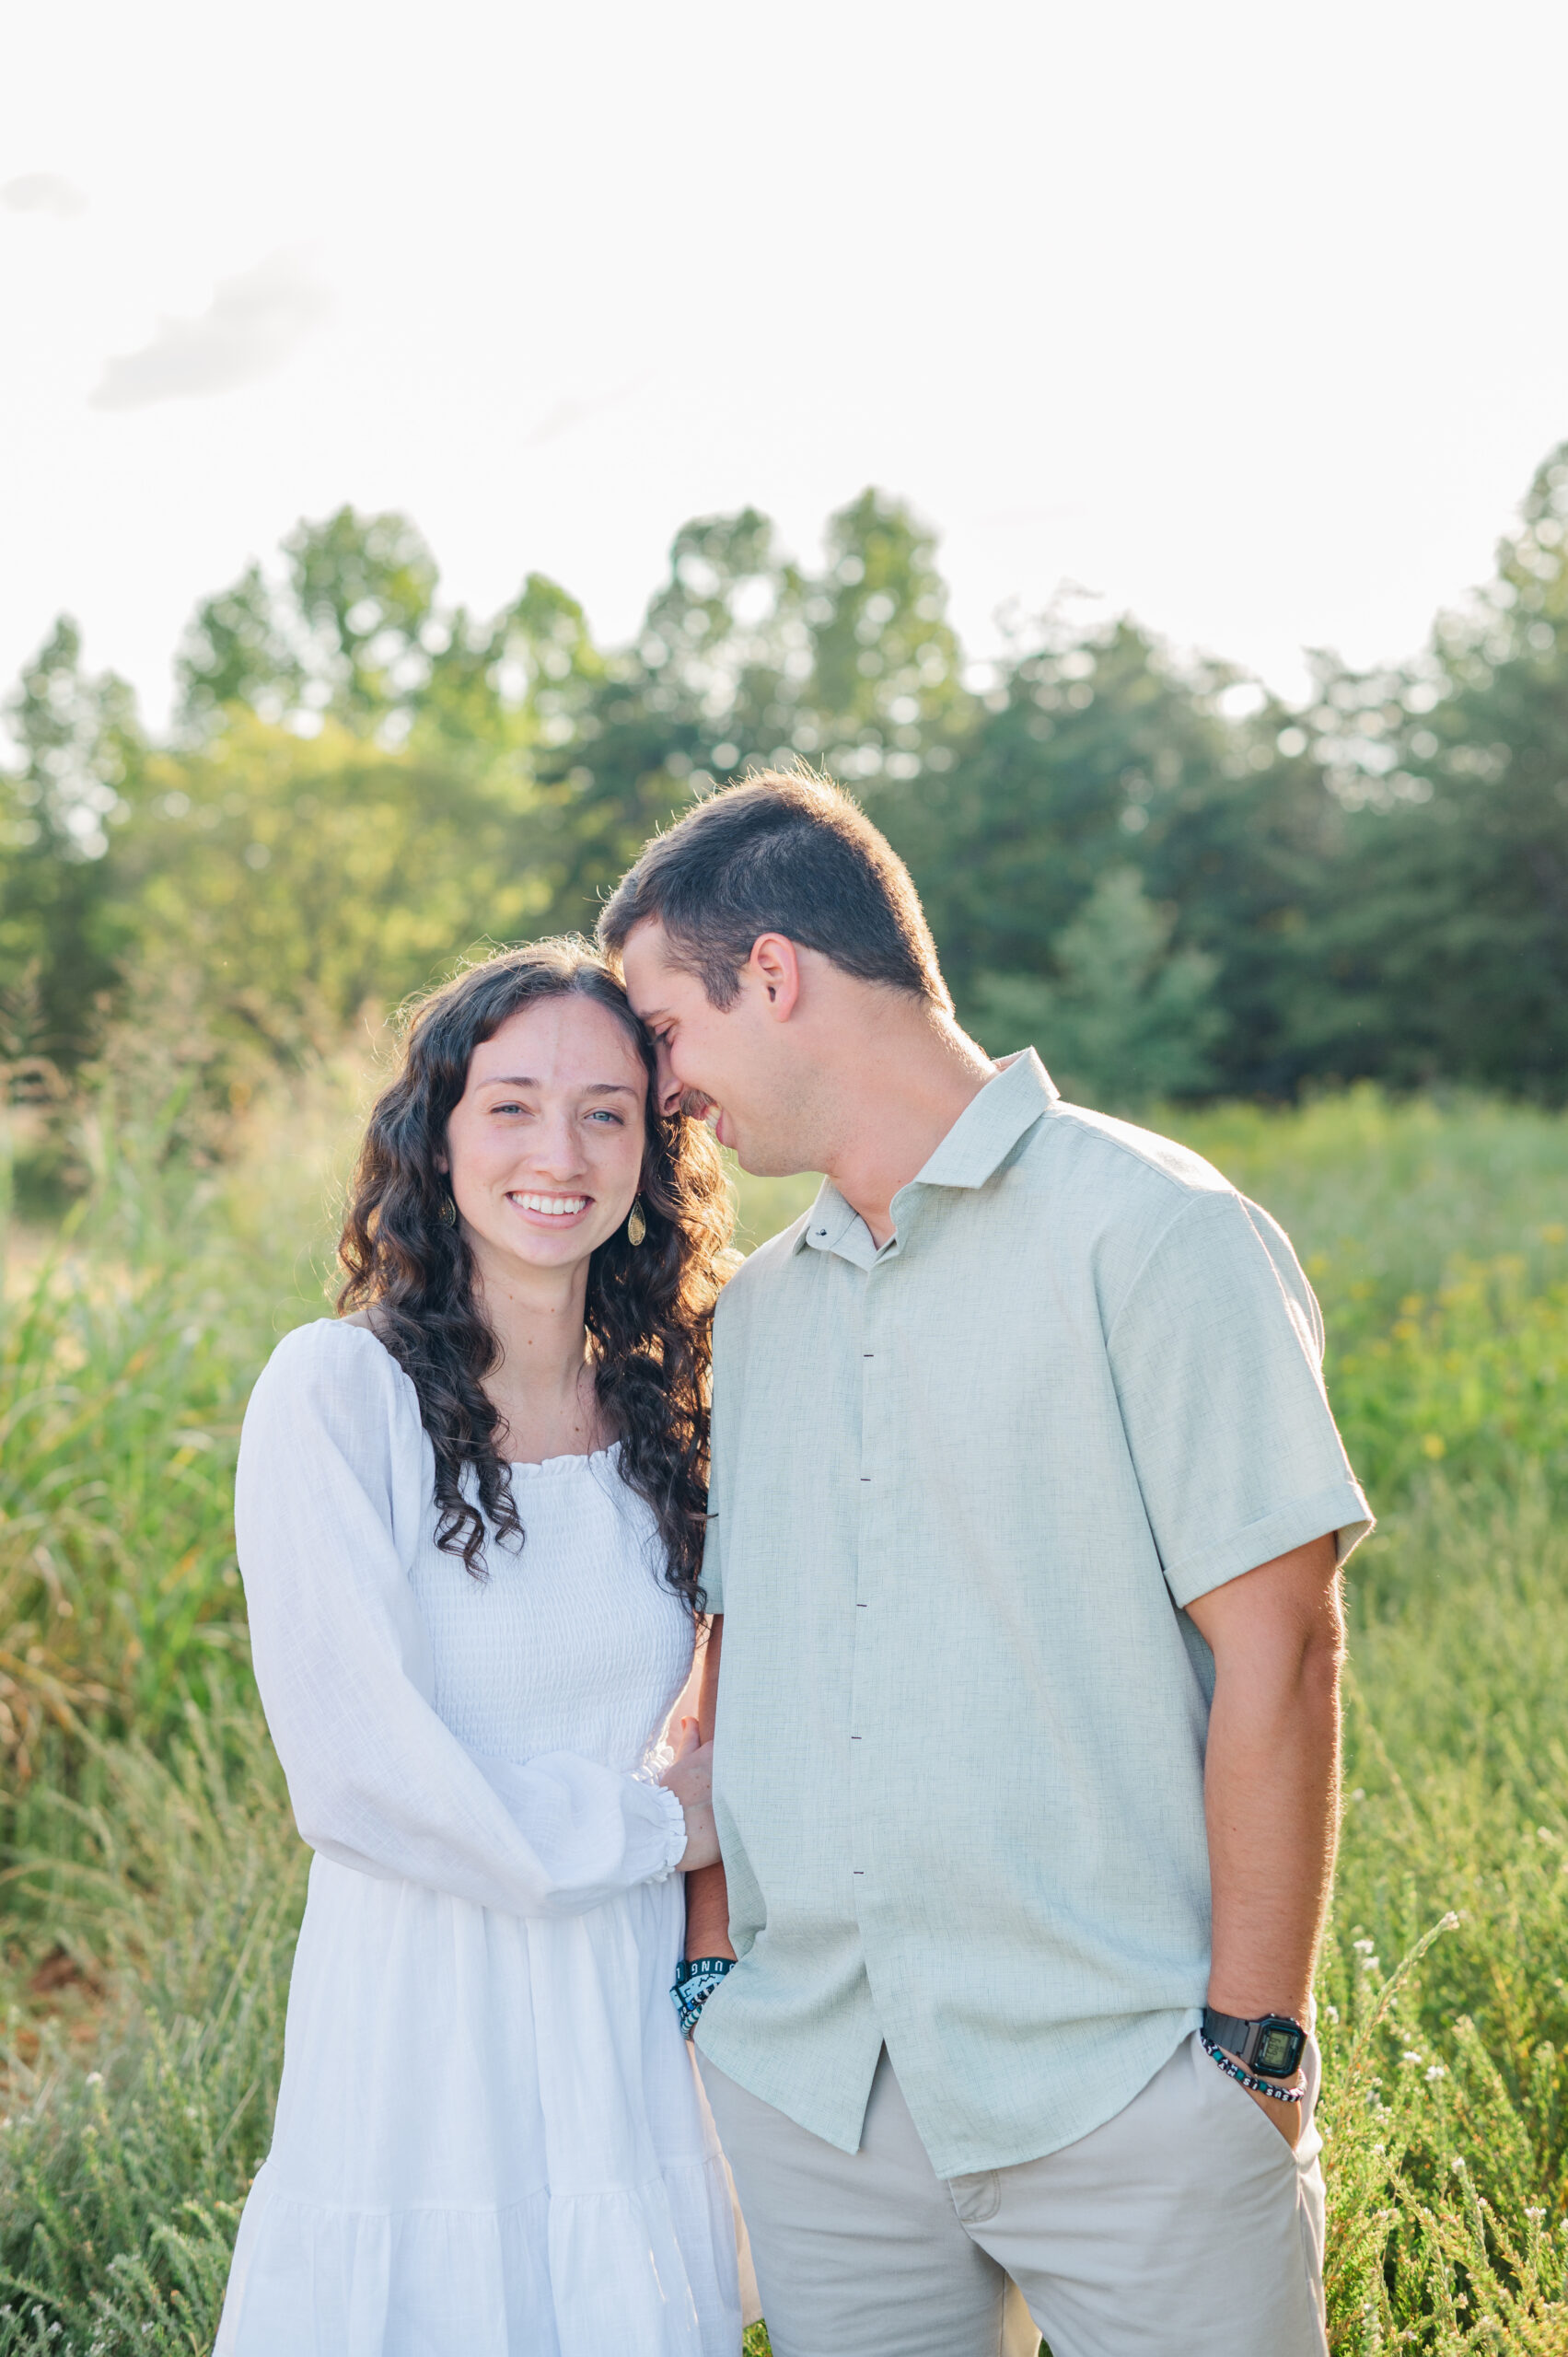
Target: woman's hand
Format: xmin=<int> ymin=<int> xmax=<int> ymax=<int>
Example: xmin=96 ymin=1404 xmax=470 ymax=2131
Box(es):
xmin=661 ymin=1716 xmax=720 ymax=1872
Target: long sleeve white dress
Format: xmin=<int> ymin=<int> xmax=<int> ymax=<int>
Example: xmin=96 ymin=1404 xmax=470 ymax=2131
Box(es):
xmin=215 ymin=1318 xmax=743 ymax=2357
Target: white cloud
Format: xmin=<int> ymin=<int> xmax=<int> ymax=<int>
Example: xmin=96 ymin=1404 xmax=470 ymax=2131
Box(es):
xmin=89 ymin=249 xmax=331 ymax=412
xmin=2 ymin=172 xmax=87 ymax=217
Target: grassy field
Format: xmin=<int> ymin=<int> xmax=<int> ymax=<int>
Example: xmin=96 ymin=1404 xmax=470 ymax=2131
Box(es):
xmin=2 ymin=1074 xmax=1566 ymax=2352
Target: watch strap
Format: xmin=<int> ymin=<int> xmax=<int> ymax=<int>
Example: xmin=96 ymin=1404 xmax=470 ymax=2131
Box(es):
xmin=1202 ymin=2007 xmax=1262 ymax=2068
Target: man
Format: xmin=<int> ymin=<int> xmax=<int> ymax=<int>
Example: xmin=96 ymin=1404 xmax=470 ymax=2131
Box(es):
xmin=601 ymin=772 xmax=1370 ymax=2357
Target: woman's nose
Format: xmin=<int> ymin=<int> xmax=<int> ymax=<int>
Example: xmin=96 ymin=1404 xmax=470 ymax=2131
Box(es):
xmin=529 ymin=1110 xmax=586 ymax=1174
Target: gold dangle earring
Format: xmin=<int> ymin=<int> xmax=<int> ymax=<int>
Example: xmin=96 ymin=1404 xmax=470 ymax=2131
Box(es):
xmin=626 ymin=1198 xmax=646 ymax=1247
xmin=438 ymin=1191 xmax=458 ymax=1226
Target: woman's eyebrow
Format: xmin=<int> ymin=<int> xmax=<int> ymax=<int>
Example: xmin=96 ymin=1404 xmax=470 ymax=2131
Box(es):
xmin=478 ymin=1075 xmax=639 ymax=1096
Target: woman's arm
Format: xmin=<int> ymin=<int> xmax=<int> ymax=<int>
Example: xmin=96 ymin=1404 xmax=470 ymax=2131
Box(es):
xmin=238 ymin=1323 xmax=693 ymax=1916
xmin=676 ymin=1615 xmax=735 ymax=1958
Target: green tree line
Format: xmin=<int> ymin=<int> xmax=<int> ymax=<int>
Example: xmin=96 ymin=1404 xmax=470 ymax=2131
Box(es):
xmin=4 ymin=450 xmax=1565 ymax=1128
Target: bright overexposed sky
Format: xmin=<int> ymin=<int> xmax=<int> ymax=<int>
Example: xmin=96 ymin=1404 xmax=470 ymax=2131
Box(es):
xmin=3 ymin=0 xmax=1566 ymax=743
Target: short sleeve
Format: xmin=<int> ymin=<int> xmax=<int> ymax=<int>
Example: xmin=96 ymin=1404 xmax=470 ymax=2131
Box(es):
xmin=1106 ymin=1189 xmax=1372 ymax=1608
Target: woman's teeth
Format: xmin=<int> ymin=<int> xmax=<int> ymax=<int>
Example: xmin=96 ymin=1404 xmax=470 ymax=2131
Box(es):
xmin=512 ymin=1193 xmax=588 ymax=1216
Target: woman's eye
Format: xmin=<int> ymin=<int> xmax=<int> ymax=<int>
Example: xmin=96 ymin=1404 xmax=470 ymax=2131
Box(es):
xmin=587 ymin=1109 xmax=623 ymax=1125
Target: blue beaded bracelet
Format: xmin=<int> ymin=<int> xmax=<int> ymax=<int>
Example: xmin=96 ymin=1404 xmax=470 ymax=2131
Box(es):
xmin=671 ymin=1956 xmax=735 ymax=2039
xmin=1201 ymin=2029 xmax=1305 ymax=2104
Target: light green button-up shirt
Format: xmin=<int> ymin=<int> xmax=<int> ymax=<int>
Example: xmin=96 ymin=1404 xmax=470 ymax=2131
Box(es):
xmin=695 ymin=1050 xmax=1371 ymax=2176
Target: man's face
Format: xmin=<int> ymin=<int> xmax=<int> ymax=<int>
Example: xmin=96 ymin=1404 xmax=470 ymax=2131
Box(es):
xmin=620 ymin=920 xmax=811 ymax=1175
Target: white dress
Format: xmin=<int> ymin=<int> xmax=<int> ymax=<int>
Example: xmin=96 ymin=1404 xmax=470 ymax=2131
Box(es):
xmin=216 ymin=1319 xmax=743 ymax=2357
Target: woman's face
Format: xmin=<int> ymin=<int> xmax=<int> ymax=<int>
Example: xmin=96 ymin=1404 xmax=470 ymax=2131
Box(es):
xmin=443 ymin=992 xmax=649 ymax=1282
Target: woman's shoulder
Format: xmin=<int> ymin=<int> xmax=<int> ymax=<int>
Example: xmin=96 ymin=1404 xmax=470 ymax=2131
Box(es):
xmin=253 ymin=1316 xmax=419 ymax=1431
xmin=238 ymin=1319 xmax=432 ymax=1556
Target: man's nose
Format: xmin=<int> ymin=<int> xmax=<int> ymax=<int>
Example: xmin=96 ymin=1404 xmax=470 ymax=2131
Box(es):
xmin=655 ymin=1042 xmax=684 ymax=1119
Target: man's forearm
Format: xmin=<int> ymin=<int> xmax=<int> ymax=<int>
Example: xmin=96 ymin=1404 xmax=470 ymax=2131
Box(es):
xmin=683 ymin=1859 xmax=735 ymax=1960
xmin=1203 ymin=1660 xmax=1339 ymax=2018
xmin=684 ymin=1614 xmax=735 ymax=1961
xmin=1189 ymin=1537 xmax=1343 ymax=2022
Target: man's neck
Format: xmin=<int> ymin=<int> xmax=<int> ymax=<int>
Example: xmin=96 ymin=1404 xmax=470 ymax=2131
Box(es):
xmin=819 ymin=1010 xmax=996 ymax=1248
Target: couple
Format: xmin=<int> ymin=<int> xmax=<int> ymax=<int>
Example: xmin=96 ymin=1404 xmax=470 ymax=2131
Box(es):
xmin=216 ymin=773 xmax=1370 ymax=2357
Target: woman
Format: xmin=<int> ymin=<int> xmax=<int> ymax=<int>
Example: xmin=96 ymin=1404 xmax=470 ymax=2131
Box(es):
xmin=216 ymin=941 xmax=744 ymax=2357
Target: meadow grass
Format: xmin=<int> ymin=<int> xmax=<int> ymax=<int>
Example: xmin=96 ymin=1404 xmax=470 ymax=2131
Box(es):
xmin=1 ymin=1075 xmax=1565 ymax=2352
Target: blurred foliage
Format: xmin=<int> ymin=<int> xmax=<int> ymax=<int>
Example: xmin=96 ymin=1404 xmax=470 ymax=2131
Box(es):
xmin=970 ymin=865 xmax=1224 ymax=1103
xmin=1305 ymin=447 xmax=1568 ymax=1100
xmin=2 ymin=1080 xmax=1566 ymax=2352
xmin=2 ymin=452 xmax=1565 ymax=2345
xmin=5 ymin=450 xmax=1567 ymax=1140
xmin=125 ymin=720 xmax=551 ymax=1062
xmin=0 ymin=622 xmax=144 ymax=1079
xmin=0 ymin=1055 xmax=345 ymax=1778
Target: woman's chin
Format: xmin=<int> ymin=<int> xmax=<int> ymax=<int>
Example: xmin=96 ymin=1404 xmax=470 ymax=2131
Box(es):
xmin=471 ymin=1213 xmax=614 ymax=1271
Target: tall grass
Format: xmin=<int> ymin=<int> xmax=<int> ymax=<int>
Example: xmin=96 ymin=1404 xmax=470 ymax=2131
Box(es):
xmin=2 ymin=1077 xmax=1565 ymax=2351
xmin=1 ymin=1716 xmax=303 ymax=2354
xmin=1318 ymin=1474 xmax=1568 ymax=2346
xmin=0 ymin=1054 xmax=363 ymax=1780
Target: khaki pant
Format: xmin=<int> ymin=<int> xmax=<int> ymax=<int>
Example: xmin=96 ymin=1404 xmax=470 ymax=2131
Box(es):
xmin=700 ymin=2033 xmax=1327 ymax=2357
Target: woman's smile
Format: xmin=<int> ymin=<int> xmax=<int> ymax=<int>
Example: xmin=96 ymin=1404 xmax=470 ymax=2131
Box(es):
xmin=507 ymin=1189 xmax=593 ymax=1224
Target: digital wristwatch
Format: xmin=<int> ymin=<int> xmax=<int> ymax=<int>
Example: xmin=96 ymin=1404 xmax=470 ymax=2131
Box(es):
xmin=1201 ymin=2007 xmax=1307 ymax=2080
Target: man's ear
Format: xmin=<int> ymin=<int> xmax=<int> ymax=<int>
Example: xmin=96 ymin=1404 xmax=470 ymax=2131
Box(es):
xmin=748 ymin=934 xmax=802 ymax=1020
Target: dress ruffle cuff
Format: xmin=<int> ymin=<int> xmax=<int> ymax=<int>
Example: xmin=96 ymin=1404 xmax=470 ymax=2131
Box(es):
xmin=646 ymin=1779 xmax=690 ymax=1880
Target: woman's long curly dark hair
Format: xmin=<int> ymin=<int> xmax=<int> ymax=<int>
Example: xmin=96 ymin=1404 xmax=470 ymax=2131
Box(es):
xmin=336 ymin=940 xmax=734 ymax=1608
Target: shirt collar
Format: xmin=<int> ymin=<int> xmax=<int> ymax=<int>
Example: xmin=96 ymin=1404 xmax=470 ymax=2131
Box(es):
xmin=794 ymin=1179 xmax=871 ymax=1262
xmin=902 ymin=1048 xmax=1059 ymax=1192
xmin=793 ymin=1050 xmax=1059 ymax=1259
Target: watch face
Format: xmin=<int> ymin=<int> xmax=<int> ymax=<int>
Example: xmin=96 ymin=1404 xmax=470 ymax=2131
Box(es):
xmin=1256 ymin=2023 xmax=1302 ymax=2075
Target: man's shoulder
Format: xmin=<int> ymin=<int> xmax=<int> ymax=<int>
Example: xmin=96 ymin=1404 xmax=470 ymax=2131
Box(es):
xmin=1022 ymin=1098 xmax=1234 ymax=1213
xmin=1022 ymin=1103 xmax=1317 ymax=1328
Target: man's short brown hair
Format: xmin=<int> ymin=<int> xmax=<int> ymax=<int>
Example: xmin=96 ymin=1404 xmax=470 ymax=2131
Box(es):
xmin=598 ymin=771 xmax=951 ymax=1012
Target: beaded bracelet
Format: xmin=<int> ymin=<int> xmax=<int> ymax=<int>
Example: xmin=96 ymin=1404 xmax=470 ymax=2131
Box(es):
xmin=670 ymin=1956 xmax=736 ymax=2039
xmin=1200 ymin=2029 xmax=1305 ymax=2105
